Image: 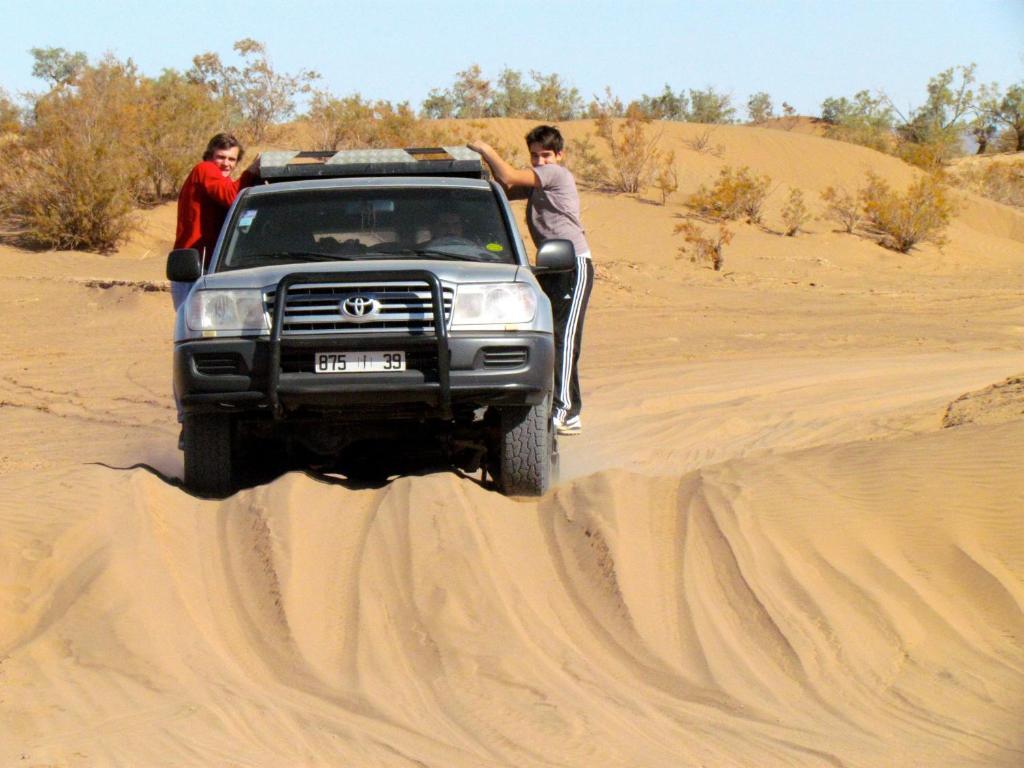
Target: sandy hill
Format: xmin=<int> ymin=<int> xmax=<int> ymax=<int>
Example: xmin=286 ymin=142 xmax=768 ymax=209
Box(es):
xmin=1 ymin=120 xmax=1022 ymax=767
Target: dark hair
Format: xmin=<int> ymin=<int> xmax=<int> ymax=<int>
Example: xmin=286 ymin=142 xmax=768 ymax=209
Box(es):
xmin=525 ymin=125 xmax=564 ymax=153
xmin=202 ymin=132 xmax=244 ymax=162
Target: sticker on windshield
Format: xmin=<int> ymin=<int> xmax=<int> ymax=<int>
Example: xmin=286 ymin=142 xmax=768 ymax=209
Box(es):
xmin=238 ymin=210 xmax=258 ymax=232
xmin=485 ymin=242 xmax=504 ymax=252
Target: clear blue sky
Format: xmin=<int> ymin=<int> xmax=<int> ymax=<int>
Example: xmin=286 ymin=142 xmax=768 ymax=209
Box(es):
xmin=2 ymin=0 xmax=1021 ymax=117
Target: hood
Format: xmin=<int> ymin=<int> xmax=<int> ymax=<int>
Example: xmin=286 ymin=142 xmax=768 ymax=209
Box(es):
xmin=198 ymin=259 xmax=528 ymax=292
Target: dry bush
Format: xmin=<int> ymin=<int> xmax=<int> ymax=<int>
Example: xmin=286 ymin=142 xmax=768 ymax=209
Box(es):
xmin=0 ymin=88 xmax=20 ymax=134
xmin=565 ymin=134 xmax=608 ymax=188
xmin=820 ymin=185 xmax=860 ymax=232
xmin=685 ymin=127 xmax=724 ymax=156
xmin=306 ymin=92 xmax=431 ymax=151
xmin=6 ymin=145 xmax=141 ymax=251
xmin=686 ymin=165 xmax=771 ymax=223
xmin=953 ymin=160 xmax=1024 ymax=208
xmin=895 ymin=135 xmax=959 ymax=171
xmin=674 ymin=220 xmax=733 ymax=271
xmin=594 ymin=106 xmax=665 ymax=193
xmin=858 ymin=172 xmax=957 ymax=252
xmin=654 ymin=150 xmax=678 ymax=204
xmin=1 ymin=57 xmax=147 ymax=252
xmin=138 ymin=71 xmax=223 ymax=200
xmin=781 ymin=188 xmax=810 ymax=236
xmin=443 ymin=121 xmax=523 ymax=167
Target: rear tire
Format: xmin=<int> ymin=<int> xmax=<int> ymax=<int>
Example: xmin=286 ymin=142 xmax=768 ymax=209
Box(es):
xmin=495 ymin=399 xmax=553 ymax=496
xmin=183 ymin=413 xmax=235 ymax=498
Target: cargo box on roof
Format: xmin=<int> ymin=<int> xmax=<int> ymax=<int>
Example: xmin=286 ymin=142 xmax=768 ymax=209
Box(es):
xmin=257 ymin=147 xmax=485 ymax=182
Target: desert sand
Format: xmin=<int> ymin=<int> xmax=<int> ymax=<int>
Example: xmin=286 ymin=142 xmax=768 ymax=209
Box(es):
xmin=0 ymin=121 xmax=1022 ymax=767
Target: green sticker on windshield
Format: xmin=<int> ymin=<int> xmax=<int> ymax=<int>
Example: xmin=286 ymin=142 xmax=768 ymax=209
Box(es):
xmin=486 ymin=242 xmax=504 ymax=252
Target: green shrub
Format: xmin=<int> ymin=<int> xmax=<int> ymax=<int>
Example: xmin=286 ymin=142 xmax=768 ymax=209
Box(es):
xmin=686 ymin=165 xmax=771 ymax=223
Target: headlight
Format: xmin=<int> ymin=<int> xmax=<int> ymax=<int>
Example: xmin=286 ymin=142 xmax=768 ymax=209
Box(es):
xmin=452 ymin=283 xmax=537 ymax=326
xmin=186 ymin=289 xmax=268 ymax=332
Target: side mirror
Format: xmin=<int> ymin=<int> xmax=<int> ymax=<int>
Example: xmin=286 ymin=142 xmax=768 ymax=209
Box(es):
xmin=533 ymin=239 xmax=576 ymax=274
xmin=166 ymin=249 xmax=202 ymax=282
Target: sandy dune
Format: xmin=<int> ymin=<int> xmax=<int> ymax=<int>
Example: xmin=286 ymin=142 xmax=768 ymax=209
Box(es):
xmin=1 ymin=121 xmax=1023 ymax=766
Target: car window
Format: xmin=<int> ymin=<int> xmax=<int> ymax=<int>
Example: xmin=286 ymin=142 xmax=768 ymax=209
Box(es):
xmin=219 ymin=186 xmax=516 ymax=270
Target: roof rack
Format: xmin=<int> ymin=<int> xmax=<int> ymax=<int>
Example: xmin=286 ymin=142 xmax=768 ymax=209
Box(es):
xmin=257 ymin=147 xmax=484 ymax=181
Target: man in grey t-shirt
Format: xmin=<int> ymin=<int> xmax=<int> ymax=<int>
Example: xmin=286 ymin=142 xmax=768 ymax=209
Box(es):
xmin=469 ymin=126 xmax=595 ymax=436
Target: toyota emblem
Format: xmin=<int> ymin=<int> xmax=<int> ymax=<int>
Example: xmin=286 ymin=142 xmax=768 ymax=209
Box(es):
xmin=340 ymin=295 xmax=380 ymax=319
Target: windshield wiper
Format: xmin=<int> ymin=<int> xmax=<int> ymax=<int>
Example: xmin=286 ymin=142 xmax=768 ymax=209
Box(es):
xmin=367 ymin=248 xmax=480 ymax=262
xmin=248 ymin=251 xmax=364 ymax=263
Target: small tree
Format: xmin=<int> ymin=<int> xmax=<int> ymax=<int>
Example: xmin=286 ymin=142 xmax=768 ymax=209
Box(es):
xmin=747 ymin=92 xmax=774 ymax=123
xmin=488 ymin=68 xmax=531 ymax=117
xmin=188 ymin=39 xmax=319 ymax=142
xmin=138 ymin=70 xmax=222 ymax=200
xmin=635 ymin=84 xmax=688 ymax=120
xmin=421 ymin=86 xmax=456 ymax=119
xmin=992 ymin=82 xmax=1024 ymax=152
xmin=891 ymin=64 xmax=976 ymax=167
xmin=688 ymin=87 xmax=735 ymax=124
xmin=781 ymin=188 xmax=810 ymax=235
xmin=29 ymin=46 xmax=87 ymax=86
xmin=675 ymin=220 xmax=733 ymax=271
xmin=530 ymin=70 xmax=583 ymax=120
xmin=819 ymin=90 xmax=895 ymax=152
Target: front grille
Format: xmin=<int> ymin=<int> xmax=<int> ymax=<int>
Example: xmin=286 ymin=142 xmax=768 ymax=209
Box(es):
xmin=194 ymin=353 xmax=245 ymax=376
xmin=481 ymin=347 xmax=528 ymax=368
xmin=265 ymin=281 xmax=453 ymax=336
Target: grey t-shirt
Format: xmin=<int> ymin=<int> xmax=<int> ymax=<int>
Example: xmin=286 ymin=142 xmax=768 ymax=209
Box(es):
xmin=526 ymin=163 xmax=590 ymax=258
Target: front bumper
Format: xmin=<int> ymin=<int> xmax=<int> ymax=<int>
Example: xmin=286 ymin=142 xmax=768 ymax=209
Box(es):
xmin=174 ymin=332 xmax=553 ymax=415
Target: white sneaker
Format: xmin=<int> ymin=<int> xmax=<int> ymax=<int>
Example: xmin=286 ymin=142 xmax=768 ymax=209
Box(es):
xmin=554 ymin=415 xmax=581 ymax=436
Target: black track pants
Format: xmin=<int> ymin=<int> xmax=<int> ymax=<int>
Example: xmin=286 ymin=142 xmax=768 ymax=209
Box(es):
xmin=539 ymin=254 xmax=594 ymax=423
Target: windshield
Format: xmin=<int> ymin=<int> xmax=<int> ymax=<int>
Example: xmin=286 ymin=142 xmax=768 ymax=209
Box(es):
xmin=218 ymin=186 xmax=517 ymax=270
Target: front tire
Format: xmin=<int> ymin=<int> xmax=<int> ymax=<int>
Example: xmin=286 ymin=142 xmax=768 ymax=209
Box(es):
xmin=183 ymin=413 xmax=235 ymax=498
xmin=494 ymin=400 xmax=553 ymax=496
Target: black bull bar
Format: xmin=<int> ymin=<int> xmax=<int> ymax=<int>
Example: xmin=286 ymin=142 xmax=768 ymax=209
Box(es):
xmin=267 ymin=270 xmax=452 ymax=419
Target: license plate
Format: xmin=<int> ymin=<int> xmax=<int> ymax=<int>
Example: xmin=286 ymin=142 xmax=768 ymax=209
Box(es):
xmin=314 ymin=351 xmax=405 ymax=373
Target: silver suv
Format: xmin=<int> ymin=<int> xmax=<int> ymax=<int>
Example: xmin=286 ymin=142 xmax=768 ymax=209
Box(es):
xmin=167 ymin=148 xmax=574 ymax=497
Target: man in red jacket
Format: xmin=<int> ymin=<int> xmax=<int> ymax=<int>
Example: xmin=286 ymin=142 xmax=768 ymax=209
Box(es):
xmin=172 ymin=132 xmax=259 ymax=308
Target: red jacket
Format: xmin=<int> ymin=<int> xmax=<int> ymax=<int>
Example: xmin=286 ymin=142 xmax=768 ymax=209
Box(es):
xmin=174 ymin=161 xmax=257 ymax=266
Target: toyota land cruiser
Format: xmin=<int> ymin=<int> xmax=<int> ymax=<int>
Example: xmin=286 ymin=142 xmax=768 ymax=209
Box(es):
xmin=166 ymin=147 xmax=573 ymax=497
